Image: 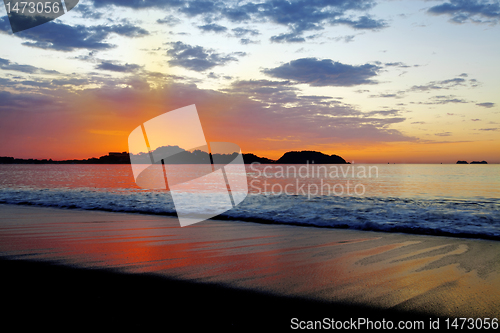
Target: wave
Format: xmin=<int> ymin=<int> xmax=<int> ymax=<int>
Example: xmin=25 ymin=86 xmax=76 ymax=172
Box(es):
xmin=0 ymin=187 xmax=499 ymax=241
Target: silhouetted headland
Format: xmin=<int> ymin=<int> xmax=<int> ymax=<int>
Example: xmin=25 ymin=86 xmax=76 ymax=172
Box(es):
xmin=0 ymin=152 xmax=130 ymax=165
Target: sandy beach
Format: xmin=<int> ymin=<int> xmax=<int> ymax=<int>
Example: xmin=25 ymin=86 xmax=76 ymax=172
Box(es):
xmin=1 ymin=204 xmax=499 ymax=330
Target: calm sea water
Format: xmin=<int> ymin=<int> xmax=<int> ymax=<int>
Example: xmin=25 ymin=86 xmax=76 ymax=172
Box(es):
xmin=0 ymin=164 xmax=498 ymax=240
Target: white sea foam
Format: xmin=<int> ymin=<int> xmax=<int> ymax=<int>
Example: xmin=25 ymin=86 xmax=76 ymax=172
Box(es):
xmin=1 ymin=187 xmax=498 ymax=240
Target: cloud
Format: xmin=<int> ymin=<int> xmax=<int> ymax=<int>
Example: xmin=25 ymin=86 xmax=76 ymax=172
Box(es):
xmin=234 ymin=29 xmax=261 ymax=43
xmin=410 ymin=95 xmax=469 ymax=105
xmin=166 ymin=41 xmax=245 ymax=71
xmin=157 ymin=15 xmax=182 ymax=26
xmin=225 ymin=79 xmax=303 ymax=105
xmin=72 ymin=4 xmax=105 ymax=19
xmin=476 ymin=102 xmax=495 ymax=108
xmin=222 ymin=79 xmax=411 ymax=143
xmin=427 ymin=0 xmax=500 ymax=24
xmin=240 ymin=38 xmax=259 ymax=45
xmin=0 ymin=66 xmax=92 ymax=89
xmin=198 ymin=23 xmax=228 ymax=33
xmin=262 ymin=58 xmax=380 ymax=87
xmin=270 ymin=33 xmax=306 ymax=43
xmin=0 ymin=71 xmax=416 ymax=160
xmin=222 ymin=86 xmax=411 ymax=144
xmin=268 ymin=13 xmax=386 ymax=43
xmin=89 ymin=0 xmax=386 ymax=43
xmin=410 ymin=77 xmax=468 ymax=91
xmin=0 ymin=77 xmax=14 ymax=87
xmin=0 ymin=16 xmax=11 ymax=32
xmin=104 ymin=23 xmax=150 ymax=37
xmin=96 ymin=62 xmax=142 ymax=73
xmin=364 ymin=110 xmax=401 ymax=117
xmin=51 ymin=78 xmax=89 ymax=86
xmin=477 ymin=128 xmax=498 ymax=131
xmin=371 ymin=74 xmax=481 ymax=102
xmin=384 ymin=62 xmax=411 ymax=68
xmin=430 ymin=95 xmax=469 ymax=104
xmin=330 ymin=34 xmax=357 ymax=43
xmin=207 ymin=72 xmax=219 ymax=79
xmin=91 ymin=0 xmax=184 ymax=9
xmin=18 ymin=80 xmax=53 ymax=88
xmin=0 ymin=90 xmax=64 ymax=111
xmin=179 ymin=0 xmax=220 ymax=16
xmin=435 ymin=132 xmax=452 ymax=136
xmin=232 ymin=27 xmax=260 ymax=37
xmin=369 ymin=92 xmax=405 ymax=99
xmin=0 ymin=18 xmax=149 ymax=51
xmin=255 ymin=1 xmax=386 ymax=43
xmin=0 ymin=57 xmax=60 ymax=74
xmin=330 ymin=15 xmax=387 ymax=30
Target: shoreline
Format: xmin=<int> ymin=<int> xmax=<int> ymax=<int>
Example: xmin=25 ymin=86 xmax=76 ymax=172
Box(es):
xmin=1 ymin=204 xmax=499 ymax=329
xmin=1 ymin=201 xmax=499 ymax=242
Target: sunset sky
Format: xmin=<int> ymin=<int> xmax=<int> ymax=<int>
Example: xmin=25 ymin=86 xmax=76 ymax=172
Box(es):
xmin=1 ymin=0 xmax=499 ymax=163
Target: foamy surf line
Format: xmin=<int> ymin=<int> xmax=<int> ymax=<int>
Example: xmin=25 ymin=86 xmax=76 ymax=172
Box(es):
xmin=0 ymin=187 xmax=499 ymax=240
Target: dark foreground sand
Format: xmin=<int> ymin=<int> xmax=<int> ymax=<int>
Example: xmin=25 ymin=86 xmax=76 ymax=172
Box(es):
xmin=1 ymin=204 xmax=499 ymax=330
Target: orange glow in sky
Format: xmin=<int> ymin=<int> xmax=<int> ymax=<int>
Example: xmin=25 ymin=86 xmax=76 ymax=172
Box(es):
xmin=0 ymin=1 xmax=498 ymax=163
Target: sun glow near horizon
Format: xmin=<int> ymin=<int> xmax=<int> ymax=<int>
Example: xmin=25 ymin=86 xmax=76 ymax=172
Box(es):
xmin=0 ymin=0 xmax=499 ymax=163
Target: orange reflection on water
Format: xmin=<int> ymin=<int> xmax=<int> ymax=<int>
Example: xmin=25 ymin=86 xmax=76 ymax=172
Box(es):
xmin=1 ymin=205 xmax=500 ymax=318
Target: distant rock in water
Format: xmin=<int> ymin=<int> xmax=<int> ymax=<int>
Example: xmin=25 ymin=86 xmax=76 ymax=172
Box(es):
xmin=456 ymin=161 xmax=468 ymax=164
xmin=276 ymin=151 xmax=347 ymax=164
xmin=470 ymin=161 xmax=488 ymax=164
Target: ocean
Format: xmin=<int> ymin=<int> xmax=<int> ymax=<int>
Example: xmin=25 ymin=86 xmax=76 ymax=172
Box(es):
xmin=0 ymin=164 xmax=498 ymax=240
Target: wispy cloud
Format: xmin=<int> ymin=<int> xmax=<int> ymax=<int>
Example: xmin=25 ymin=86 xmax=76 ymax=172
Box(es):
xmin=95 ymin=62 xmax=142 ymax=73
xmin=0 ymin=57 xmax=59 ymax=74
xmin=476 ymin=102 xmax=496 ymax=108
xmin=232 ymin=27 xmax=260 ymax=37
xmin=409 ymin=77 xmax=468 ymax=92
xmin=417 ymin=95 xmax=469 ymax=105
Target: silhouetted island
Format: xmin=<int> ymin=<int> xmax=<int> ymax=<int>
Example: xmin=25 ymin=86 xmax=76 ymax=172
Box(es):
xmin=276 ymin=151 xmax=348 ymax=164
xmin=0 ymin=149 xmax=350 ymax=165
xmin=456 ymin=160 xmax=488 ymax=164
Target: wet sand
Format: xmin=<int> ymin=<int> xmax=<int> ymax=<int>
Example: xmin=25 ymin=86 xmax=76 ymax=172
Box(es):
xmin=1 ymin=204 xmax=499 ymax=330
